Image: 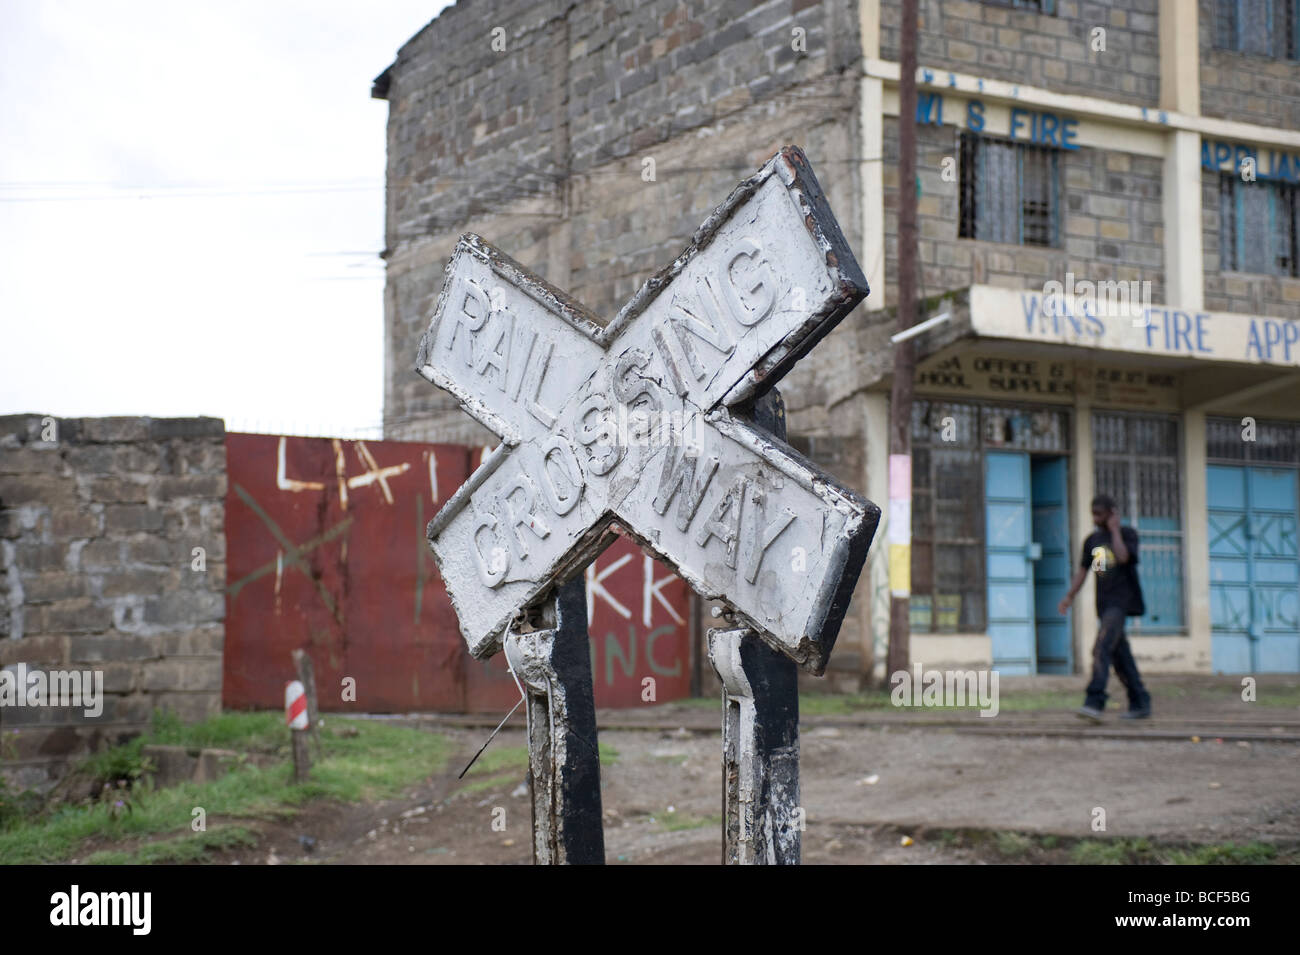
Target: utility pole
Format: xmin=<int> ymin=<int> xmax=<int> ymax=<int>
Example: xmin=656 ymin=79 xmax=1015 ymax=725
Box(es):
xmin=886 ymin=0 xmax=919 ymax=680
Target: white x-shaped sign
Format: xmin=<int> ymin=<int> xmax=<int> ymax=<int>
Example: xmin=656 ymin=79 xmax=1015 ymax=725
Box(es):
xmin=418 ymin=146 xmax=878 ymax=674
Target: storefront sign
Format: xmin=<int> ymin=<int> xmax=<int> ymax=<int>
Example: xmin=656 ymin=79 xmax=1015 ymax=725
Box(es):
xmin=915 ymin=93 xmax=1080 ymax=149
xmin=970 ymin=285 xmax=1300 ymax=368
xmin=915 ymin=349 xmax=1180 ymax=409
xmin=1202 ymin=139 xmax=1300 ymax=184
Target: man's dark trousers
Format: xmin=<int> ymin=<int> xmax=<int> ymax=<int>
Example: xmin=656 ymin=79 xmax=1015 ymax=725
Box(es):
xmin=1085 ymin=606 xmax=1150 ymax=711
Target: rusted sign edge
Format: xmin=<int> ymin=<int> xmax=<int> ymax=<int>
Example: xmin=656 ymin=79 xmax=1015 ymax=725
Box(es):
xmin=723 ymin=148 xmax=870 ymax=409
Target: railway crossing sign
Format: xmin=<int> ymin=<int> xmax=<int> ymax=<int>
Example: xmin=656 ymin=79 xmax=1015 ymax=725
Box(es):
xmin=416 ymin=145 xmax=878 ymax=863
xmin=419 ymin=145 xmax=877 ymax=675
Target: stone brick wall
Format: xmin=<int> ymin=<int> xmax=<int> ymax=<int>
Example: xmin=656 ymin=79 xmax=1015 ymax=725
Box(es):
xmin=0 ymin=415 xmax=226 ymax=789
xmin=377 ymin=0 xmax=862 ymax=444
xmin=1198 ymin=0 xmax=1300 ymax=131
xmin=1201 ymin=171 xmax=1300 ymax=318
xmin=880 ymin=0 xmax=1161 ymax=107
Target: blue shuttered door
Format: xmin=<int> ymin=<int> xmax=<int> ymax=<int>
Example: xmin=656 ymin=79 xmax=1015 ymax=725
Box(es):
xmin=1031 ymin=457 xmax=1072 ymax=674
xmin=986 ymin=452 xmax=1036 ymax=674
xmin=1209 ymin=465 xmax=1300 ymax=673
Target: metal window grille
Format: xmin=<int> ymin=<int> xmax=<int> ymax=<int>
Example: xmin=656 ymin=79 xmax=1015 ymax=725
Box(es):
xmin=1093 ymin=412 xmax=1186 ymax=633
xmin=1215 ymin=0 xmax=1300 ymax=57
xmin=959 ymin=132 xmax=1060 ymax=247
xmin=1219 ymin=176 xmax=1300 ymax=277
xmin=910 ymin=399 xmax=1071 ymax=633
xmin=1208 ymin=417 xmax=1300 ymax=465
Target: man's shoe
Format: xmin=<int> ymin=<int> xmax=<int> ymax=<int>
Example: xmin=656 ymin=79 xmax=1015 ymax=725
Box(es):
xmin=1120 ymin=708 xmax=1151 ymax=720
xmin=1076 ymin=705 xmax=1104 ymax=724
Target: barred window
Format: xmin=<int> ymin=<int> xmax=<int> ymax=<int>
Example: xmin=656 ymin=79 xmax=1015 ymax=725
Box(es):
xmin=1214 ymin=0 xmax=1300 ymax=59
xmin=1219 ymin=176 xmax=1300 ymax=276
xmin=959 ymin=133 xmax=1061 ymax=247
xmin=1093 ymin=412 xmax=1185 ymax=633
xmin=1208 ymin=417 xmax=1300 ymax=464
xmin=911 ymin=401 xmax=984 ymax=634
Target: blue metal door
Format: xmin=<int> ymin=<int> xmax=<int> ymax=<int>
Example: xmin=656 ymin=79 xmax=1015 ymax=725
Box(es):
xmin=986 ymin=452 xmax=1036 ymax=674
xmin=1031 ymin=456 xmax=1072 ymax=674
xmin=1208 ymin=465 xmax=1300 ymax=673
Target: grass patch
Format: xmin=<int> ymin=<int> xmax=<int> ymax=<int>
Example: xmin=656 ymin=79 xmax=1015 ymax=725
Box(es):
xmin=83 ymin=826 xmax=258 ymax=865
xmin=462 ymin=744 xmax=528 ymax=778
xmin=458 ymin=772 xmax=520 ymax=796
xmin=147 ymin=709 xmax=287 ymax=752
xmin=1070 ymin=837 xmax=1154 ymax=865
xmin=0 ymin=713 xmax=450 ymax=865
xmin=994 ymin=831 xmax=1037 ymax=858
xmin=1164 ymin=842 xmax=1278 ymax=865
xmin=653 ymin=753 xmax=690 ymax=766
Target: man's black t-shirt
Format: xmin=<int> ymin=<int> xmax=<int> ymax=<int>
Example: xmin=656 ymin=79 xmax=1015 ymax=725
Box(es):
xmin=1080 ymin=526 xmax=1145 ymax=617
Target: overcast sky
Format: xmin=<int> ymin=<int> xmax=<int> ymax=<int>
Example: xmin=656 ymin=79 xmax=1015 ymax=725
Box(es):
xmin=0 ymin=0 xmax=452 ymax=437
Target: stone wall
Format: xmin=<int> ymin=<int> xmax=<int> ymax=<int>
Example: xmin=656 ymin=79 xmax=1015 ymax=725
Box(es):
xmin=0 ymin=415 xmax=226 ymax=790
xmin=376 ymin=0 xmax=862 ymax=445
xmin=1198 ymin=0 xmax=1300 ymax=131
xmin=880 ymin=0 xmax=1161 ymax=107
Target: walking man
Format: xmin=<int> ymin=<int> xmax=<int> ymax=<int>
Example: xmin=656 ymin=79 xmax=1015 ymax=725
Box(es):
xmin=1058 ymin=495 xmax=1151 ymax=722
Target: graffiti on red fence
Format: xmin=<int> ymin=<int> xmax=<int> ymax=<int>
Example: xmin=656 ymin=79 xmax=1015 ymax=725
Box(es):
xmin=223 ymin=434 xmax=691 ymax=713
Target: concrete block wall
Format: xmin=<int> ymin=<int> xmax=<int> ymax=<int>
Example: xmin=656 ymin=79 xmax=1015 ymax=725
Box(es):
xmin=880 ymin=0 xmax=1161 ymax=107
xmin=0 ymin=415 xmax=226 ymax=790
xmin=1198 ymin=0 xmax=1300 ymax=131
xmin=378 ymin=0 xmax=862 ymax=443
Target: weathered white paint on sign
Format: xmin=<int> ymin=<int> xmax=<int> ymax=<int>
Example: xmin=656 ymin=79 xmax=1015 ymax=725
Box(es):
xmin=417 ymin=147 xmax=878 ymax=674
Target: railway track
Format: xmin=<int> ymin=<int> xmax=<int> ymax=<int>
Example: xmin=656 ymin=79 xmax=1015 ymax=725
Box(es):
xmin=362 ymin=711 xmax=1300 ymax=743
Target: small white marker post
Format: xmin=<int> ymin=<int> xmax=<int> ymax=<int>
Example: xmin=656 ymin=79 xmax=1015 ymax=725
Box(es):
xmin=285 ymin=679 xmax=311 ymax=783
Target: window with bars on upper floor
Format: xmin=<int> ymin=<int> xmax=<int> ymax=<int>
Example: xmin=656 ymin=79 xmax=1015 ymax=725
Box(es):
xmin=1219 ymin=176 xmax=1300 ymax=277
xmin=1092 ymin=412 xmax=1186 ymax=633
xmin=959 ymin=132 xmax=1061 ymax=248
xmin=1214 ymin=0 xmax=1300 ymax=59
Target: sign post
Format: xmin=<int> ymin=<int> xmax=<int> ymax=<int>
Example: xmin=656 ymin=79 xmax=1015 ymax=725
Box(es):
xmin=416 ymin=146 xmax=878 ymax=864
xmin=505 ymin=577 xmax=604 ymax=864
xmin=708 ymin=389 xmax=802 ymax=864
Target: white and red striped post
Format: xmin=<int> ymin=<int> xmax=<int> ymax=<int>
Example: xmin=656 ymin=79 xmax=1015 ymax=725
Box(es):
xmin=285 ymin=680 xmax=311 ymax=782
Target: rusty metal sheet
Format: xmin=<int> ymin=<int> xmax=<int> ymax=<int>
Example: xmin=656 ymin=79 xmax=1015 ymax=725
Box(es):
xmin=222 ymin=434 xmax=691 ymax=712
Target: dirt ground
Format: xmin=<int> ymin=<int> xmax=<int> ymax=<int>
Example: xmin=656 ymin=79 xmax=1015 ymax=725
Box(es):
xmin=219 ymin=676 xmax=1300 ymax=865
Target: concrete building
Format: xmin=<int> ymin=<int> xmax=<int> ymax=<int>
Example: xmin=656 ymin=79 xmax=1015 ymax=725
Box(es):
xmin=374 ymin=0 xmax=1300 ymax=685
